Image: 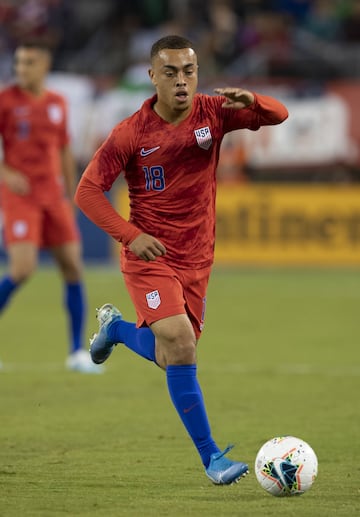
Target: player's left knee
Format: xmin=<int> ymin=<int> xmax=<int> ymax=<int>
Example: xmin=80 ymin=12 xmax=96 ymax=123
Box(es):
xmin=173 ymin=340 xmax=196 ymax=365
xmin=151 ymin=315 xmax=197 ymax=366
xmin=158 ymin=332 xmax=197 ymax=366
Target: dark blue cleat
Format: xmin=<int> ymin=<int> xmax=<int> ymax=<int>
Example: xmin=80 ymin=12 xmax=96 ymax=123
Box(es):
xmin=89 ymin=303 xmax=122 ymax=364
xmin=205 ymin=445 xmax=249 ymax=485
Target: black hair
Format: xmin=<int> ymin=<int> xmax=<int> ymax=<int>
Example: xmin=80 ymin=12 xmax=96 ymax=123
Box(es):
xmin=150 ymin=35 xmax=194 ymax=61
xmin=16 ymin=40 xmax=52 ymax=54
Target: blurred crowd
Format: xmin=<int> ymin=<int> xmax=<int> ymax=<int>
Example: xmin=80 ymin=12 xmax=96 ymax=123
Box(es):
xmin=1 ymin=0 xmax=360 ymax=84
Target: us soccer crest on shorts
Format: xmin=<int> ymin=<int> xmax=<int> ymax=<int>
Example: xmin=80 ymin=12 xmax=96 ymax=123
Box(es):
xmin=194 ymin=126 xmax=212 ymax=150
xmin=146 ymin=290 xmax=161 ymax=309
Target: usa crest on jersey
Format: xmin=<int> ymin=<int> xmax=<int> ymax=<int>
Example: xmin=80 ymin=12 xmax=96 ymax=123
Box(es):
xmin=194 ymin=126 xmax=212 ymax=150
xmin=47 ymin=104 xmax=63 ymax=124
xmin=146 ymin=290 xmax=161 ymax=309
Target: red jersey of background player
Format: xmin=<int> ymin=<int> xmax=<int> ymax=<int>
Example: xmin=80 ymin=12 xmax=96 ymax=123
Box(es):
xmin=0 ymin=85 xmax=69 ymax=205
xmin=80 ymin=92 xmax=288 ymax=269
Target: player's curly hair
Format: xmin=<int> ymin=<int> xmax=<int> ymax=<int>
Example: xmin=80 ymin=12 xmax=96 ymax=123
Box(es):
xmin=150 ymin=35 xmax=194 ymax=62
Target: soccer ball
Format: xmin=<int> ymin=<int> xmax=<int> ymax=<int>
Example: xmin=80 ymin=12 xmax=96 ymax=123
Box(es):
xmin=255 ymin=436 xmax=318 ymax=497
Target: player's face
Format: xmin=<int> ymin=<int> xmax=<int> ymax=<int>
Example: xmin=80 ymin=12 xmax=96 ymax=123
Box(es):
xmin=14 ymin=47 xmax=50 ymax=91
xmin=149 ymin=48 xmax=198 ymax=119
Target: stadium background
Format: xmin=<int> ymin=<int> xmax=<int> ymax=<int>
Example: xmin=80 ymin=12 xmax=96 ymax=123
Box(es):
xmin=1 ymin=3 xmax=359 ymax=516
xmin=1 ymin=0 xmax=360 ymax=266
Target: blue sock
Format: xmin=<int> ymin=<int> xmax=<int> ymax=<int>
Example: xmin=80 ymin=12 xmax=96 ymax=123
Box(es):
xmin=0 ymin=275 xmax=19 ymax=312
xmin=65 ymin=282 xmax=86 ymax=353
xmin=107 ymin=319 xmax=156 ymax=362
xmin=166 ymin=364 xmax=220 ymax=468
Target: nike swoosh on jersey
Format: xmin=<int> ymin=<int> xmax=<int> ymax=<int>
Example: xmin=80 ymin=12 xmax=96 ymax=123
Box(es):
xmin=140 ymin=146 xmax=160 ymax=157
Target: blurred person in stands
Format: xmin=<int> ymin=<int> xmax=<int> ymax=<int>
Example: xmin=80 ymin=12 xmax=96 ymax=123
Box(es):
xmin=0 ymin=41 xmax=102 ymax=373
xmin=303 ymin=0 xmax=341 ymax=41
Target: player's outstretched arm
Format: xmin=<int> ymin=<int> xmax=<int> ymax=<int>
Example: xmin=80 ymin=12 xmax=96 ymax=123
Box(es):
xmin=214 ymin=87 xmax=288 ymax=126
xmin=214 ymin=88 xmax=255 ymax=109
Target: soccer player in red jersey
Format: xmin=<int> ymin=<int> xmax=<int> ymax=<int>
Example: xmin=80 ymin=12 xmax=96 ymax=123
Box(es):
xmin=0 ymin=42 xmax=102 ymax=373
xmin=75 ymin=35 xmax=288 ymax=483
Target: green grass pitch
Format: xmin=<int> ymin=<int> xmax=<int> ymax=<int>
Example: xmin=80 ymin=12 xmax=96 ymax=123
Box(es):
xmin=0 ymin=266 xmax=359 ymax=516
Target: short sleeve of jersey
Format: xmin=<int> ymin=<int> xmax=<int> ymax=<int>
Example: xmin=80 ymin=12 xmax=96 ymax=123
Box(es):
xmin=82 ymin=116 xmax=137 ymax=192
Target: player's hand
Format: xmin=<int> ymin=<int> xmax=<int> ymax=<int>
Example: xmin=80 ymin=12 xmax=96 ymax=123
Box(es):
xmin=214 ymin=88 xmax=255 ymax=109
xmin=2 ymin=170 xmax=30 ymax=195
xmin=129 ymin=233 xmax=166 ymax=262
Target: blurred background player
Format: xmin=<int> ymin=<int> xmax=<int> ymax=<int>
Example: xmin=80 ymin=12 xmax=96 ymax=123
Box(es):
xmin=0 ymin=42 xmax=102 ymax=374
xmin=75 ymin=35 xmax=288 ymax=483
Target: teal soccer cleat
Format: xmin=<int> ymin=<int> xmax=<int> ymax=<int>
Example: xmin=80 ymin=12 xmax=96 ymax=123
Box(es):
xmin=89 ymin=303 xmax=122 ymax=364
xmin=205 ymin=445 xmax=249 ymax=485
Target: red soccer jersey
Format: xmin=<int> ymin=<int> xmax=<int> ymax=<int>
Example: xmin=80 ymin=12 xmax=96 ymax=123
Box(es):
xmin=0 ymin=85 xmax=69 ymax=203
xmin=77 ymin=93 xmax=288 ymax=269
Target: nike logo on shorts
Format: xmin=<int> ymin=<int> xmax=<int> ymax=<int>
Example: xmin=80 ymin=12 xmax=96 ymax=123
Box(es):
xmin=140 ymin=146 xmax=160 ymax=156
